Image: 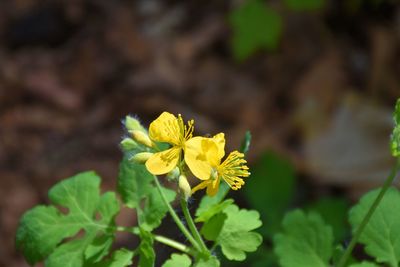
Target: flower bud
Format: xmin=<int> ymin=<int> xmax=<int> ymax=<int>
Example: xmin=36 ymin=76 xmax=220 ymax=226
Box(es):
xmin=120 ymin=138 xmax=138 ymax=151
xmin=130 ymin=152 xmax=153 ymax=164
xmin=124 ymin=115 xmax=146 ymax=132
xmin=178 ymin=175 xmax=192 ymax=200
xmin=131 ymin=130 xmax=154 ymax=148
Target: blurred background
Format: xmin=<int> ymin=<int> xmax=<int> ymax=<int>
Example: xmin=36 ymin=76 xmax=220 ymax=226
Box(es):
xmin=1 ymin=0 xmax=400 ymax=266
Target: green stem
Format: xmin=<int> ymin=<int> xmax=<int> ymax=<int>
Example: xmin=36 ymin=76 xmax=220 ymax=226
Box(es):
xmin=154 ymin=235 xmax=195 ymax=256
xmin=153 ymin=175 xmax=201 ymax=252
xmin=337 ymin=158 xmax=400 ymax=267
xmin=180 ymin=197 xmax=209 ymax=254
xmin=115 ymin=226 xmax=195 ymax=256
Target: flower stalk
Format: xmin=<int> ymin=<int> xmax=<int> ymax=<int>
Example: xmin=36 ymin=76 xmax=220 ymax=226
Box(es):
xmin=152 ymin=175 xmax=202 ymax=252
xmin=180 ymin=197 xmax=209 ymax=255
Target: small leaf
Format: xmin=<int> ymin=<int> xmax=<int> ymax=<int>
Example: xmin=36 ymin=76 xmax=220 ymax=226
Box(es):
xmin=230 ymin=0 xmax=282 ymax=61
xmin=138 ymin=228 xmax=155 ymax=267
xmin=16 ymin=172 xmax=120 ymax=266
xmin=391 ymin=98 xmax=400 ymax=157
xmin=195 ymin=199 xmax=233 ymax=222
xmin=217 ymin=204 xmax=262 ymax=261
xmin=283 ymin=0 xmax=325 ymax=11
xmin=194 ymin=256 xmax=220 ymax=267
xmin=162 ymin=254 xmax=191 ymax=267
xmin=201 ymin=213 xmax=227 ymax=241
xmin=349 ymin=187 xmax=400 ymax=266
xmin=274 ymin=210 xmax=334 ymax=267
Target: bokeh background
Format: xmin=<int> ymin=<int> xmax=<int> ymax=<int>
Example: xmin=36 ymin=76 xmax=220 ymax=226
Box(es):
xmin=1 ymin=0 xmax=400 ymax=266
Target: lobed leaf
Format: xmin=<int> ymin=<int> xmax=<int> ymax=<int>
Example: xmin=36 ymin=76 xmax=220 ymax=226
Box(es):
xmin=217 ymin=204 xmax=262 ymax=261
xmin=349 ymin=187 xmax=400 ymax=267
xmin=201 ymin=213 xmax=227 ymax=241
xmin=16 ymin=172 xmax=120 ymax=266
xmin=274 ymin=210 xmax=334 ymax=267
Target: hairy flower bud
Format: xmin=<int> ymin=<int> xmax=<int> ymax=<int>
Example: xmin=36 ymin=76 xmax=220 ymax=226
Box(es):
xmin=124 ymin=115 xmax=146 ymax=132
xmin=131 ymin=130 xmax=154 ymax=148
xmin=130 ymin=152 xmax=153 ymax=164
xmin=178 ymin=175 xmax=192 ymax=200
xmin=120 ymin=138 xmax=138 ymax=151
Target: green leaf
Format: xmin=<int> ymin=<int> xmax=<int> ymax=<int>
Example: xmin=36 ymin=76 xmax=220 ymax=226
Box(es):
xmin=162 ymin=254 xmax=191 ymax=267
xmin=243 ymin=151 xmax=296 ymax=237
xmin=139 ymin=188 xmax=176 ymax=231
xmin=84 ymin=234 xmax=114 ymax=263
xmin=217 ymin=204 xmax=262 ymax=261
xmin=284 ymin=0 xmax=325 ymax=11
xmin=194 ymin=256 xmax=220 ymax=267
xmin=138 ymin=228 xmax=155 ymax=267
xmin=349 ymin=187 xmax=400 ymax=266
xmin=307 ymin=197 xmax=349 ymax=242
xmin=94 ymin=249 xmax=134 ymax=267
xmin=196 ymin=184 xmax=229 ymax=216
xmin=195 ymin=199 xmax=233 ymax=222
xmin=201 ymin=213 xmax=227 ymax=241
xmin=118 ymin=159 xmax=154 ymax=209
xmin=391 ymin=98 xmax=400 ymax=157
xmin=274 ymin=210 xmax=334 ymax=267
xmin=118 ymin=159 xmax=176 ymax=231
xmin=229 ymin=0 xmax=282 ymax=61
xmin=16 ymin=172 xmax=120 ymax=266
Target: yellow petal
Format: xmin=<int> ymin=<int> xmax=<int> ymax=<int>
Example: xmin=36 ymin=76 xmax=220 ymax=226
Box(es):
xmin=213 ymin=133 xmax=225 ymax=160
xmin=206 ymin=178 xmax=220 ymax=196
xmin=149 ymin=112 xmax=181 ymax=145
xmin=185 ymin=137 xmax=220 ymax=180
xmin=145 ymin=147 xmax=181 ymax=175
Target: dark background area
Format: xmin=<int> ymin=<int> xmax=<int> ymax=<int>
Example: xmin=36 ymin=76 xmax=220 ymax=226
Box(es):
xmin=1 ymin=0 xmax=399 ymax=266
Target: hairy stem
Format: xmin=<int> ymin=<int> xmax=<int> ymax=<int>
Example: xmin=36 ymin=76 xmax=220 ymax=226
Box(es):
xmin=153 ymin=175 xmax=201 ymax=252
xmin=180 ymin=197 xmax=209 ymax=254
xmin=337 ymin=158 xmax=400 ymax=267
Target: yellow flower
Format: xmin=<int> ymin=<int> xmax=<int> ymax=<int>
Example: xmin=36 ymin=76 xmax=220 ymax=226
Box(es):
xmin=145 ymin=112 xmax=194 ymax=175
xmin=189 ymin=134 xmax=250 ymax=196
